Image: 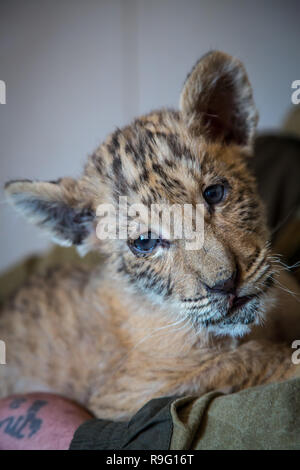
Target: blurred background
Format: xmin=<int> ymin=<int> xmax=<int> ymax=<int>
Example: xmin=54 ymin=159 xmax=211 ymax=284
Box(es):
xmin=0 ymin=0 xmax=300 ymax=273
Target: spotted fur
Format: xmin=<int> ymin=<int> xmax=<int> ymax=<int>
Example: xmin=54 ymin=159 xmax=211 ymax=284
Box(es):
xmin=1 ymin=51 xmax=300 ymax=419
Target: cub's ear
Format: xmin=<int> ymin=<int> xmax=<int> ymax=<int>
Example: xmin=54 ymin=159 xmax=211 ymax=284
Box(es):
xmin=5 ymin=178 xmax=95 ymax=249
xmin=179 ymin=50 xmax=258 ymax=146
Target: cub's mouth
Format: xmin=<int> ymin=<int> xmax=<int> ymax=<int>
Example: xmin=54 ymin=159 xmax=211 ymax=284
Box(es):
xmin=182 ymin=272 xmax=274 ymax=334
xmin=227 ymin=293 xmax=256 ymax=313
xmin=212 ymin=294 xmax=259 ymax=325
xmin=205 ymin=292 xmax=268 ymax=338
xmin=183 ymin=292 xmax=263 ymax=334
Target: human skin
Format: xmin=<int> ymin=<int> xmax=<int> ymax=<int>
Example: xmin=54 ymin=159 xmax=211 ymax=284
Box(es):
xmin=0 ymin=393 xmax=93 ymax=450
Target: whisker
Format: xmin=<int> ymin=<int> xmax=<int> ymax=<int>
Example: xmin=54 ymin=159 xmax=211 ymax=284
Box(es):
xmin=268 ymin=253 xmax=300 ymax=272
xmin=265 ymin=274 xmax=300 ymax=302
xmin=127 ymin=314 xmax=191 ymax=357
xmin=99 ymin=314 xmax=192 ymax=378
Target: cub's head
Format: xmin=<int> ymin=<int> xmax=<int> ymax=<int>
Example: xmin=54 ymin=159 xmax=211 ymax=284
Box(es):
xmin=5 ymin=51 xmax=274 ymax=337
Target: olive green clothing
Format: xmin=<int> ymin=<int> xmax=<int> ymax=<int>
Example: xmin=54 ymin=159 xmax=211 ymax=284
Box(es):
xmin=70 ymin=377 xmax=300 ymax=450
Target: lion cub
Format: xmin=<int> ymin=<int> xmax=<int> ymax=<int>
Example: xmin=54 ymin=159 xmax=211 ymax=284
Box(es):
xmin=1 ymin=51 xmax=299 ymax=420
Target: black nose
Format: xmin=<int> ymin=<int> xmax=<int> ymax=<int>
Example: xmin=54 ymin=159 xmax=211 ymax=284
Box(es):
xmin=205 ymin=270 xmax=238 ymax=295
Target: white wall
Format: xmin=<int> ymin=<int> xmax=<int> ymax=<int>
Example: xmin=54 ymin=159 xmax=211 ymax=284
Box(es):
xmin=0 ymin=0 xmax=299 ymax=272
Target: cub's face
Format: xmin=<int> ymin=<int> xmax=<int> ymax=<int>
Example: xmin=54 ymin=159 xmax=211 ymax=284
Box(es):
xmin=5 ymin=51 xmax=274 ymax=337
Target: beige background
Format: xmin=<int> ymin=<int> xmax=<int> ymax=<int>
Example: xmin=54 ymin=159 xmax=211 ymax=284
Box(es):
xmin=0 ymin=0 xmax=299 ymax=272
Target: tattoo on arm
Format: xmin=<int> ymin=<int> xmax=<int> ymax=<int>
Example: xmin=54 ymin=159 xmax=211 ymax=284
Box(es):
xmin=0 ymin=398 xmax=47 ymax=439
xmin=9 ymin=398 xmax=27 ymax=409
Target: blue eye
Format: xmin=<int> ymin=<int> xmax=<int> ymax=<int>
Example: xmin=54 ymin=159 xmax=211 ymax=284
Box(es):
xmin=132 ymin=232 xmax=160 ymax=254
xmin=203 ymin=184 xmax=225 ymax=205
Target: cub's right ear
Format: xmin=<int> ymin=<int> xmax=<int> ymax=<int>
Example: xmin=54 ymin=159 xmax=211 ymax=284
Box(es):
xmin=5 ymin=178 xmax=95 ymax=249
xmin=180 ymin=50 xmax=258 ymax=147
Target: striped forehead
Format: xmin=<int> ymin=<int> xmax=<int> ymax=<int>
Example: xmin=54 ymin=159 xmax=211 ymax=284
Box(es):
xmin=89 ymin=110 xmax=246 ymax=208
xmin=119 ymin=140 xmax=196 ymax=203
xmin=98 ymin=116 xmax=199 ymax=203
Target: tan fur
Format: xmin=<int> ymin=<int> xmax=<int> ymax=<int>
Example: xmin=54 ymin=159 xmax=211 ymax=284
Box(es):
xmin=1 ymin=51 xmax=299 ymax=420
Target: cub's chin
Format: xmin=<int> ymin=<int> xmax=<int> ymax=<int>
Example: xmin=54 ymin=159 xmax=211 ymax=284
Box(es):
xmin=208 ymin=322 xmax=254 ymax=338
xmin=205 ymin=296 xmax=266 ymax=338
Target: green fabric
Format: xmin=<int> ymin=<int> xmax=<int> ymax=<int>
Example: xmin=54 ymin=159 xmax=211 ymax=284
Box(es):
xmin=70 ymin=378 xmax=300 ymax=450
xmin=171 ymin=377 xmax=300 ymax=450
xmin=170 ymin=391 xmax=223 ymax=449
xmin=70 ymin=396 xmax=175 ymax=450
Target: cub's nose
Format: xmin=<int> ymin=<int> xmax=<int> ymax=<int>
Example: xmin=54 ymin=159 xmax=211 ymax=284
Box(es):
xmin=205 ymin=270 xmax=238 ymax=295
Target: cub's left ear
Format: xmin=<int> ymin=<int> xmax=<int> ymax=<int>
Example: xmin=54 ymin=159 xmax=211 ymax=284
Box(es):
xmin=5 ymin=178 xmax=95 ymax=249
xmin=180 ymin=51 xmax=258 ymax=147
